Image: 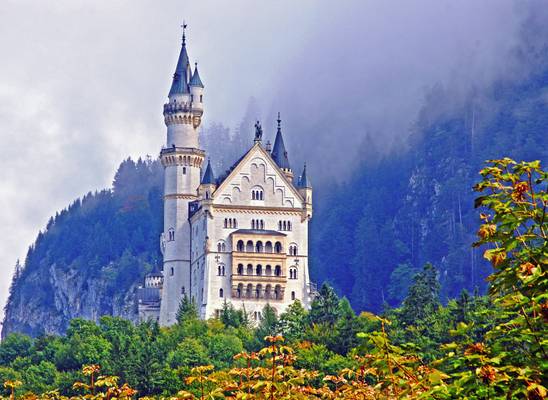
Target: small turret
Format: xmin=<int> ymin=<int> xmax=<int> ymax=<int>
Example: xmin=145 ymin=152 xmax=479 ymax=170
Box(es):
xmin=190 ymin=62 xmax=204 ymax=115
xmin=199 ymin=158 xmax=216 ymax=200
xmin=271 ymin=113 xmax=293 ymax=180
xmin=297 ymin=163 xmax=313 ymax=219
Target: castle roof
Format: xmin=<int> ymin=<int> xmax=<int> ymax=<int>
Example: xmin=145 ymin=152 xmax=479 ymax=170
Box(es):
xmin=137 ymin=287 xmax=161 ymax=304
xmin=201 ymin=159 xmax=215 ymax=184
xmin=297 ymin=163 xmax=312 ymax=188
xmin=189 ymin=63 xmax=204 ymax=88
xmin=168 ymin=36 xmax=191 ymax=96
xmin=271 ymin=113 xmax=291 ymax=170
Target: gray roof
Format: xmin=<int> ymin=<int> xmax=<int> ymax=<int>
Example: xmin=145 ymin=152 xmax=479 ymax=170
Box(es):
xmin=137 ymin=287 xmax=161 ymax=304
xmin=271 ymin=114 xmax=291 ymax=170
xmin=201 ymin=159 xmax=215 ymax=184
xmin=232 ymin=229 xmax=287 ymax=236
xmin=168 ymin=41 xmax=191 ymax=96
xmin=297 ymin=163 xmax=312 ymax=188
xmin=189 ymin=63 xmax=204 ymax=88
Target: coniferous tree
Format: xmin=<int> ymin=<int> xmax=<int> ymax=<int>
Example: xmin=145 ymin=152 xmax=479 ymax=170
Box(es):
xmin=176 ymin=296 xmax=198 ymax=324
xmin=278 ymin=300 xmax=307 ymax=343
xmin=256 ymin=304 xmax=279 ymax=341
xmin=309 ymin=283 xmax=340 ymax=325
xmin=400 ymin=263 xmax=440 ymax=325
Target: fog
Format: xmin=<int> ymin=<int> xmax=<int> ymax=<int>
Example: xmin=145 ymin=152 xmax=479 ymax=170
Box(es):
xmin=0 ymin=0 xmax=544 ymax=319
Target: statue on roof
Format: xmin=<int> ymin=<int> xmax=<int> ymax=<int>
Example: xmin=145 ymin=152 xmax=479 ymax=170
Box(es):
xmin=254 ymin=121 xmax=263 ymax=142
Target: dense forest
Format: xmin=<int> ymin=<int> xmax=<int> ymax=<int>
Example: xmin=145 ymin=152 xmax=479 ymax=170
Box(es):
xmin=0 ymin=158 xmax=545 ymax=398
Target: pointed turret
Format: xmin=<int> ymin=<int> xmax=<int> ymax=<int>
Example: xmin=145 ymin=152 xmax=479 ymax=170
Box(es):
xmin=297 ymin=163 xmax=312 ymax=188
xmin=297 ymin=162 xmax=313 ymax=219
xmin=199 ymin=159 xmax=216 ymax=201
xmin=271 ymin=113 xmax=292 ymax=179
xmin=201 ymin=158 xmax=215 ymax=184
xmin=190 ymin=63 xmax=204 ymax=88
xmin=168 ymin=27 xmax=192 ymax=97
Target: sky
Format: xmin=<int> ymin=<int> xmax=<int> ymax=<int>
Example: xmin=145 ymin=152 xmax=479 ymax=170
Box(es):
xmin=0 ymin=0 xmax=543 ymax=321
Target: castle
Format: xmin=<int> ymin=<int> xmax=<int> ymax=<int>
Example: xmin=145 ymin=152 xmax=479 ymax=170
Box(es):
xmin=138 ymin=27 xmax=314 ymax=325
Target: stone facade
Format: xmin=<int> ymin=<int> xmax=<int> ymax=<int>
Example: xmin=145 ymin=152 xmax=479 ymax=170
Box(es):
xmin=148 ymin=29 xmax=314 ymax=326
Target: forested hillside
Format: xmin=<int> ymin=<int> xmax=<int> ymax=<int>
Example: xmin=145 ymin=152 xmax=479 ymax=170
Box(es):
xmin=2 ymin=159 xmax=164 ymax=337
xmin=3 ymin=58 xmax=548 ymax=337
xmin=311 ymin=67 xmax=548 ymax=312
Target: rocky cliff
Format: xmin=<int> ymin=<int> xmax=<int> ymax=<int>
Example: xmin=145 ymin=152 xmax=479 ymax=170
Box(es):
xmin=2 ymin=158 xmax=163 ymax=337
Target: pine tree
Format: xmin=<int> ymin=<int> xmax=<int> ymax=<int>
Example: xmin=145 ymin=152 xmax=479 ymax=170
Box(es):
xmin=176 ymin=295 xmax=198 ymax=324
xmin=256 ymin=304 xmax=279 ymax=342
xmin=278 ymin=300 xmax=307 ymax=342
xmin=400 ymin=263 xmax=441 ymax=325
xmin=309 ymin=283 xmax=340 ymax=326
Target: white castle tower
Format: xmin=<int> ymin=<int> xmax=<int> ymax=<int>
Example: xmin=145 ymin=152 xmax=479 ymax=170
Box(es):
xmin=159 ymin=25 xmax=205 ymax=326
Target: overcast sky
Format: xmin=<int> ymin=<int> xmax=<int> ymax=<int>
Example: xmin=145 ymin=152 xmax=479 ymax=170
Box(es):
xmin=0 ymin=0 xmax=543 ymax=320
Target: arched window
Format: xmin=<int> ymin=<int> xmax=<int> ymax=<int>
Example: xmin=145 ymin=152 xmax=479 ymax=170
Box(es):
xmin=251 ymin=219 xmax=256 ymax=229
xmin=233 ymin=218 xmax=237 ymax=228
xmin=217 ymin=243 xmax=222 ymax=252
xmin=289 ymin=267 xmax=297 ymax=279
xmin=237 ymin=264 xmax=244 ymax=275
xmin=278 ymin=221 xmax=282 ymax=230
xmin=274 ymin=242 xmax=282 ymax=253
xmin=219 ymin=288 xmax=224 ymax=298
xmin=246 ymin=284 xmax=253 ymax=298
xmin=274 ymin=285 xmax=281 ymax=300
xmin=265 ymin=285 xmax=272 ymax=300
xmin=237 ymin=284 xmax=243 ymax=298
xmin=183 ymin=167 xmax=186 ymax=174
xmin=255 ymin=284 xmax=262 ymax=299
xmin=252 ymin=187 xmax=264 ymax=201
xmin=288 ymin=221 xmax=292 ymax=231
xmin=260 ymin=220 xmax=264 ymax=230
xmin=246 ymin=240 xmax=254 ymax=252
xmin=200 ymin=94 xmax=203 ymax=102
xmin=275 ymin=265 xmax=282 ymax=276
xmin=256 ymin=241 xmax=263 ymax=253
xmin=265 ymin=265 xmax=272 ymax=276
xmin=289 ymin=245 xmax=298 ymax=256
xmin=224 ymin=219 xmax=228 ymax=228
xmin=246 ymin=264 xmax=253 ymax=275
xmin=256 ymin=264 xmax=263 ymax=276
xmin=283 ymin=221 xmax=287 ymax=231
xmin=170 ymin=267 xmax=174 ymax=276
xmin=291 ymin=291 xmax=296 ymax=300
xmin=237 ymin=240 xmax=244 ymax=252
xmin=265 ymin=241 xmax=273 ymax=253
xmin=168 ymin=228 xmax=175 ymax=241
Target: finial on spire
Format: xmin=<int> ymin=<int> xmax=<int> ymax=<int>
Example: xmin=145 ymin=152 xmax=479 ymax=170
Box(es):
xmin=181 ymin=20 xmax=187 ymax=45
xmin=277 ymin=112 xmax=281 ymax=131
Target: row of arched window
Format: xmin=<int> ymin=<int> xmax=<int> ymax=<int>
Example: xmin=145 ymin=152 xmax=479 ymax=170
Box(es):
xmin=278 ymin=220 xmax=292 ymax=231
xmin=217 ymin=265 xmax=226 ymax=276
xmin=251 ymin=219 xmax=265 ymax=230
xmin=234 ymin=283 xmax=283 ymax=300
xmin=224 ymin=218 xmax=237 ymax=229
xmin=251 ymin=189 xmax=264 ymax=200
xmin=237 ymin=263 xmax=282 ymax=277
xmin=236 ymin=240 xmax=283 ymax=253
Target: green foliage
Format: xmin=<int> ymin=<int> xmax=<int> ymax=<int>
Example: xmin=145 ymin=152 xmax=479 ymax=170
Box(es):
xmin=176 ymin=295 xmax=198 ymax=324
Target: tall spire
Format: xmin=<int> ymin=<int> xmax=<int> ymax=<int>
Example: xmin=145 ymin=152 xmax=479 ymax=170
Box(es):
xmin=168 ymin=21 xmax=192 ymax=96
xmin=271 ymin=112 xmax=291 ymax=170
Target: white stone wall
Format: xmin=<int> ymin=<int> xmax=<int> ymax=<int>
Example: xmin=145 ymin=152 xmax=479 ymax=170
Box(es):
xmin=191 ymin=145 xmax=312 ymax=320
